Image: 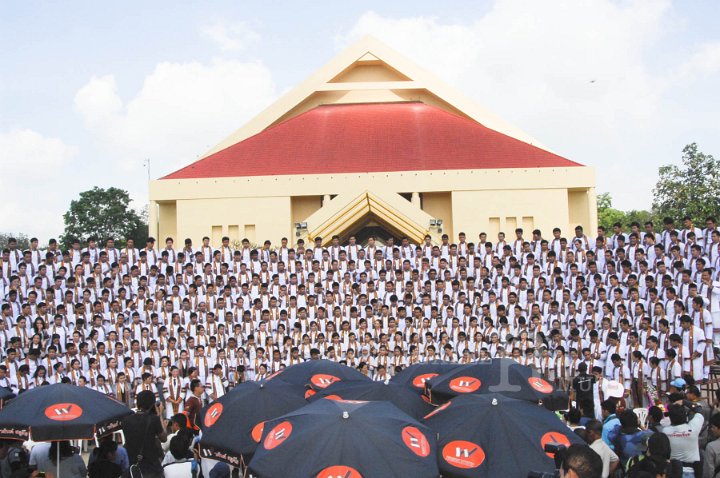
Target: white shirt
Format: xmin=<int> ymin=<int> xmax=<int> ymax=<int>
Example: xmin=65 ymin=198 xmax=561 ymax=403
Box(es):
xmin=664 ymin=412 xmax=704 ymax=470
xmin=590 ymin=438 xmax=618 ymax=478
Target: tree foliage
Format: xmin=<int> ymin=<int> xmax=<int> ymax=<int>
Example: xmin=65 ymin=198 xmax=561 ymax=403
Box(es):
xmin=597 ymin=192 xmax=625 ymax=230
xmin=598 ymin=143 xmax=717 ymax=231
xmin=61 ymin=187 xmax=147 ymax=249
xmin=597 ymin=193 xmax=658 ymax=231
xmin=652 ymin=143 xmax=720 ymax=222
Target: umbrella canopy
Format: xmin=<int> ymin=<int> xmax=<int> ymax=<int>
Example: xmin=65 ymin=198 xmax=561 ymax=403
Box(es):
xmin=249 ymin=399 xmax=438 ymax=478
xmin=426 ymin=358 xmax=555 ymax=403
xmin=0 ymin=383 xmax=132 ymax=441
xmin=0 ymin=387 xmax=15 ymax=402
xmin=198 ymin=380 xmax=308 ymax=466
xmin=267 ymin=359 xmax=371 ymax=391
xmin=423 ymin=393 xmax=584 ymax=477
xmin=390 ymin=360 xmax=462 ymax=394
xmin=308 ymin=380 xmax=434 ymax=419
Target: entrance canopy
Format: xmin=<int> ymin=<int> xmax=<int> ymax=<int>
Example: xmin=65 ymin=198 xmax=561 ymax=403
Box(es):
xmin=306 ymin=191 xmax=432 ymax=246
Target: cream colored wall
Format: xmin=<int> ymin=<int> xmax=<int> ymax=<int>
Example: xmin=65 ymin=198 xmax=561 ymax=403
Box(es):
xmin=174 ymin=197 xmax=292 ymax=246
xmin=151 ymin=167 xmax=597 ymax=245
xmin=329 ymin=61 xmax=411 ymax=82
xmin=421 ymin=192 xmax=453 ymax=238
xmin=568 ymin=189 xmax=592 ymax=233
xmin=271 ymin=89 xmax=469 ymax=129
xmin=152 ymin=167 xmax=595 ymax=200
xmin=451 ymin=189 xmax=574 ymax=242
xmin=291 ymin=196 xmax=322 ymax=226
xmin=158 ymin=201 xmax=177 ymax=242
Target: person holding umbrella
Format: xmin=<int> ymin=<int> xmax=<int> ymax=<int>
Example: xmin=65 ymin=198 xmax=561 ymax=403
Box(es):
xmin=0 ymin=383 xmax=133 ymax=478
xmin=122 ymin=390 xmax=167 ymax=478
xmin=31 ymin=441 xmax=86 ymax=478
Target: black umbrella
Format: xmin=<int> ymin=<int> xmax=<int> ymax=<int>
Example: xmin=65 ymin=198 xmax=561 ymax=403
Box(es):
xmin=0 ymin=386 xmax=15 ymax=405
xmin=426 ymin=358 xmax=555 ymax=403
xmin=308 ymin=380 xmax=434 ymax=419
xmin=0 ymin=383 xmax=132 ymax=441
xmin=267 ymin=359 xmax=371 ymax=391
xmin=249 ymin=399 xmax=438 ymax=478
xmin=390 ymin=360 xmax=462 ymax=394
xmin=423 ymin=393 xmax=584 ymax=477
xmin=199 ymin=380 xmax=308 ymax=466
xmin=0 ymin=384 xmax=132 ymax=478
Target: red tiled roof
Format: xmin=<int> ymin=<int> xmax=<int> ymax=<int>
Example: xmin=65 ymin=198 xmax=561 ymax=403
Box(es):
xmin=163 ymin=102 xmax=580 ymax=179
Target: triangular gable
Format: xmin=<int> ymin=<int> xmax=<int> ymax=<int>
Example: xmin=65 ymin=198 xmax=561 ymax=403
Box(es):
xmin=304 ymin=190 xmax=436 ymax=245
xmin=201 ymin=35 xmax=552 ymax=159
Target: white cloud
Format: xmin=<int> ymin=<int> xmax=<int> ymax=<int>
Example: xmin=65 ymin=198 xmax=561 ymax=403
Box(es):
xmin=0 ymin=129 xmax=78 ymax=238
xmin=675 ymin=42 xmax=720 ymax=80
xmin=0 ymin=128 xmax=77 ymax=173
xmin=200 ymin=21 xmax=261 ymax=52
xmin=341 ymin=2 xmax=711 ymax=210
xmin=343 ymin=3 xmax=670 ymax=124
xmin=74 ymin=58 xmax=277 ymax=178
xmin=74 ymin=75 xmax=123 ymax=127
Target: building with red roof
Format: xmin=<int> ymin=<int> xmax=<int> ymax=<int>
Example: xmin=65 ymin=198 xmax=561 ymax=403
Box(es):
xmin=150 ymin=36 xmax=596 ymax=246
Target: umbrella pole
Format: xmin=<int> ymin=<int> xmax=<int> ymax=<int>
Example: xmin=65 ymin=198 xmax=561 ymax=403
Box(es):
xmin=56 ymin=443 xmax=60 ymax=478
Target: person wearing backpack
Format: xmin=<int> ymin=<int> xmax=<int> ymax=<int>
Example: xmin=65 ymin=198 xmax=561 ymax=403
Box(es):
xmin=122 ymin=390 xmax=167 ymax=478
xmin=613 ymin=410 xmax=654 ymax=469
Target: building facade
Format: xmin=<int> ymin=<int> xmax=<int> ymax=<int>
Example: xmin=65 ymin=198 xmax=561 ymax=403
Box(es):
xmin=149 ymin=36 xmax=596 ymax=246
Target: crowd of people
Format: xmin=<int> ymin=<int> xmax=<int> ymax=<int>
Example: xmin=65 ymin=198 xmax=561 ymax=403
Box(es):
xmin=564 ymin=382 xmax=720 ymax=478
xmin=1 ymin=216 xmax=720 ymax=476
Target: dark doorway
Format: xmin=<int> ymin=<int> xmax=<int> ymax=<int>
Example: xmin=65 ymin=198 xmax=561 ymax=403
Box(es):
xmin=352 ymin=226 xmax=395 ymax=246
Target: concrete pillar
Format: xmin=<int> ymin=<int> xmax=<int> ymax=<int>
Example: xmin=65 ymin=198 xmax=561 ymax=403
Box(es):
xmin=323 ymin=194 xmax=332 ymax=207
xmin=148 ymin=200 xmax=159 ymax=240
xmin=411 ymin=192 xmax=421 ymax=209
xmin=587 ymin=187 xmax=598 ymax=233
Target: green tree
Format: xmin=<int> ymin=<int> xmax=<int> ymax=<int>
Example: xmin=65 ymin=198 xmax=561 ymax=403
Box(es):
xmin=597 ymin=192 xmax=626 ymax=230
xmin=61 ymin=187 xmax=147 ymax=249
xmin=652 ymin=143 xmax=720 ymax=222
xmin=623 ymin=209 xmax=658 ymax=228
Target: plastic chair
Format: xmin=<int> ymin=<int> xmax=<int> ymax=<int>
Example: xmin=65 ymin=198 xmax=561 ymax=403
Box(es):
xmin=633 ymin=407 xmax=648 ymax=428
xmin=95 ymin=429 xmax=125 ymax=447
xmin=163 ymin=460 xmax=193 ymax=478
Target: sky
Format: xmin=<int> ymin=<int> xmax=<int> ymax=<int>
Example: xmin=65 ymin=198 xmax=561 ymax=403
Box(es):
xmin=1 ymin=0 xmax=719 ymax=241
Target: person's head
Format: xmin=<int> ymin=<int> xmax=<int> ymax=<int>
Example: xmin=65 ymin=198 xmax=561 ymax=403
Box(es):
xmin=630 ymin=454 xmax=670 ymax=478
xmin=646 ymin=432 xmax=671 ymax=460
xmin=560 ymin=444 xmax=602 ymax=478
xmin=686 ymin=385 xmax=702 ymax=401
xmin=566 ymin=408 xmax=582 ymax=426
xmin=600 ymin=399 xmax=616 ymax=419
xmin=710 ymin=413 xmax=720 ymax=439
xmin=49 ymin=441 xmax=74 ymax=462
xmin=169 ymin=433 xmax=192 ymax=460
xmin=647 ymin=406 xmax=663 ymax=426
xmin=667 ymin=403 xmax=688 ymax=426
xmin=618 ymin=409 xmax=639 ymax=430
xmin=136 ymin=390 xmax=155 ymax=412
xmin=168 ymin=413 xmax=186 ymax=434
xmin=97 ymin=439 xmax=118 ymax=461
xmin=584 ymin=419 xmax=603 ymax=444
xmin=191 ymin=378 xmax=204 ymax=396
